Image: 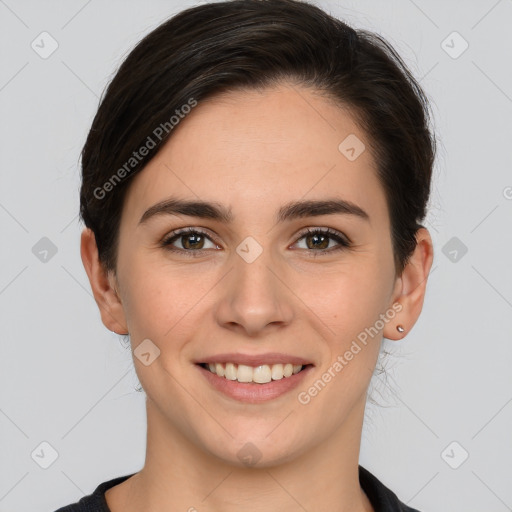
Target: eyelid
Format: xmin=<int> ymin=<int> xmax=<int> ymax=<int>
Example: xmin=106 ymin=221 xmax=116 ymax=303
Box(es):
xmin=163 ymin=226 xmax=221 ymax=243
xmin=293 ymin=226 xmax=352 ymax=246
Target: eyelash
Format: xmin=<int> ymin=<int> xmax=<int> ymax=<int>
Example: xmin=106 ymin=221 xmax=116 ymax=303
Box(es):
xmin=160 ymin=227 xmax=351 ymax=258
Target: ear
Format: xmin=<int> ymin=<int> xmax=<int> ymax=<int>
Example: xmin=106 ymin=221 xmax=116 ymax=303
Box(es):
xmin=384 ymin=227 xmax=434 ymax=340
xmin=80 ymin=227 xmax=128 ymax=335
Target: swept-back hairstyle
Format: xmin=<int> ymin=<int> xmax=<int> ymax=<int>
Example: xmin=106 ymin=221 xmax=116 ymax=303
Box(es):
xmin=80 ymin=0 xmax=435 ymax=274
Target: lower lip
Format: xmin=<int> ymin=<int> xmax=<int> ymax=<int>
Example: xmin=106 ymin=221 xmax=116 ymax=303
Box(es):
xmin=197 ymin=364 xmax=313 ymax=403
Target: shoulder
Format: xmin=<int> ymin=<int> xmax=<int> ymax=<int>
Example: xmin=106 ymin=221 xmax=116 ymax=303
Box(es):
xmin=359 ymin=465 xmax=421 ymax=512
xmin=53 ymin=474 xmax=136 ymax=512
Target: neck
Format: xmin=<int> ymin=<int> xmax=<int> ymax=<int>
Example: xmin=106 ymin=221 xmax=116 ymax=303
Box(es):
xmin=107 ymin=396 xmax=374 ymax=512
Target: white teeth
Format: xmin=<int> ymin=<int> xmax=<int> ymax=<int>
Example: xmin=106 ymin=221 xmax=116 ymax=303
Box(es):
xmin=271 ymin=363 xmax=284 ymax=380
xmin=225 ymin=362 xmax=237 ymax=380
xmin=237 ymin=364 xmax=253 ymax=383
xmin=215 ymin=363 xmax=225 ymax=377
xmin=253 ymin=365 xmax=272 ymax=384
xmin=204 ymin=362 xmax=305 ymax=383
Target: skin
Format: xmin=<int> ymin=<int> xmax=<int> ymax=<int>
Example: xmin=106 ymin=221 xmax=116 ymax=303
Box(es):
xmin=81 ymin=82 xmax=433 ymax=512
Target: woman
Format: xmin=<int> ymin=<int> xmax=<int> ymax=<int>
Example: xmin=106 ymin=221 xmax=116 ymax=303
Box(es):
xmin=56 ymin=0 xmax=435 ymax=510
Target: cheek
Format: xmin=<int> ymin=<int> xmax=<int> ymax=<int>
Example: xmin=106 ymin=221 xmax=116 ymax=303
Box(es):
xmin=307 ymin=259 xmax=393 ymax=341
xmin=117 ymin=250 xmax=171 ymax=337
xmin=118 ymin=253 xmax=220 ymax=347
xmin=291 ymin=262 xmax=392 ymax=423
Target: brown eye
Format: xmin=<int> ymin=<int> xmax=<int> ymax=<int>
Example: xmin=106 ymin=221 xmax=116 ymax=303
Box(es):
xmin=161 ymin=228 xmax=219 ymax=255
xmin=294 ymin=228 xmax=351 ymax=255
xmin=178 ymin=232 xmax=205 ymax=250
xmin=305 ymin=232 xmax=329 ymax=250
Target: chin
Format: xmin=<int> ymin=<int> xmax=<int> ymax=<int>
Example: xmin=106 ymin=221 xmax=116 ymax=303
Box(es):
xmin=198 ymin=428 xmax=311 ymax=469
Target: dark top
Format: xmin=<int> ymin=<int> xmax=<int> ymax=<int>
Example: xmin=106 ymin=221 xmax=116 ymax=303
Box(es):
xmin=54 ymin=465 xmax=420 ymax=511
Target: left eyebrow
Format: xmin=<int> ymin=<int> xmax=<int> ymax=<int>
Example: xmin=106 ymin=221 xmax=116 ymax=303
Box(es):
xmin=138 ymin=196 xmax=370 ymax=225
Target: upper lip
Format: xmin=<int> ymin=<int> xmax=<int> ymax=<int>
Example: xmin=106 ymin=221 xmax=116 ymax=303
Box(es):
xmin=195 ymin=352 xmax=313 ymax=367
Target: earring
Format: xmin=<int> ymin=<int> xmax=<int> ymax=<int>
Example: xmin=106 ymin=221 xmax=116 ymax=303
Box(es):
xmin=396 ymin=325 xmax=405 ymax=333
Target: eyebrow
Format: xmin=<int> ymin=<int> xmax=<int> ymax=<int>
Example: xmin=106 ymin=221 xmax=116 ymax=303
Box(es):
xmin=138 ymin=196 xmax=370 ymax=225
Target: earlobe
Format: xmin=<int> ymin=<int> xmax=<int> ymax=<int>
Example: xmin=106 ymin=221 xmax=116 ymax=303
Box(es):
xmin=80 ymin=228 xmax=129 ymax=335
xmin=384 ymin=227 xmax=434 ymax=341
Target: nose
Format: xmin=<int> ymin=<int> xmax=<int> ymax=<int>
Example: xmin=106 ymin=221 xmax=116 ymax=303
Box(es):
xmin=214 ymin=246 xmax=295 ymax=337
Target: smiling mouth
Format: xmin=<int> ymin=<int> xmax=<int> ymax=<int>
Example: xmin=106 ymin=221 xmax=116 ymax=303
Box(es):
xmin=198 ymin=362 xmax=311 ymax=384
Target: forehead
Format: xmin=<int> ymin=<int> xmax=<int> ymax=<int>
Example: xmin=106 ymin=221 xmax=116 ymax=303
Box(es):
xmin=122 ymin=83 xmax=388 ymax=227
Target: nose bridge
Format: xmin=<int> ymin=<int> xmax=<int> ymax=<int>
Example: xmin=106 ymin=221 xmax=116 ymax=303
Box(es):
xmin=216 ymin=237 xmax=294 ymax=334
xmin=235 ymin=241 xmax=277 ymax=298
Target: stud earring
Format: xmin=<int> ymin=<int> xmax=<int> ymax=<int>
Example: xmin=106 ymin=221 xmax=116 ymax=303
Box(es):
xmin=396 ymin=325 xmax=405 ymax=333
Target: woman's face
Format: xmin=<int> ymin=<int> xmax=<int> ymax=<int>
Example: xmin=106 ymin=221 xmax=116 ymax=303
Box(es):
xmin=111 ymin=83 xmax=403 ymax=466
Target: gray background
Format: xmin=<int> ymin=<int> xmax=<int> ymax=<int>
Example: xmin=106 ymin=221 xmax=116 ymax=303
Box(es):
xmin=1 ymin=0 xmax=511 ymax=511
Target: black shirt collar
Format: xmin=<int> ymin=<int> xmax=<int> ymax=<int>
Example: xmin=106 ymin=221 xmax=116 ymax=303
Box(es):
xmin=55 ymin=465 xmax=421 ymax=511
